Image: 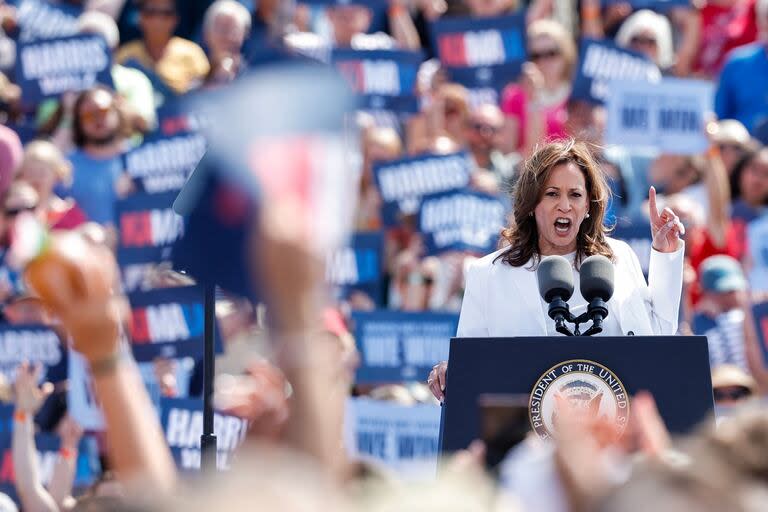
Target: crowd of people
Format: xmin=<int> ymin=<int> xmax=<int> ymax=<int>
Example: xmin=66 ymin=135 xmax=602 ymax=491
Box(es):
xmin=0 ymin=0 xmax=765 ymax=510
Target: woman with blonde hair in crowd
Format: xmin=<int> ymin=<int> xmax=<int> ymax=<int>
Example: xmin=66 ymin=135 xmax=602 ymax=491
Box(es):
xmin=17 ymin=140 xmax=86 ymax=230
xmin=615 ymin=9 xmax=675 ymax=72
xmin=499 ymin=19 xmax=575 ymax=157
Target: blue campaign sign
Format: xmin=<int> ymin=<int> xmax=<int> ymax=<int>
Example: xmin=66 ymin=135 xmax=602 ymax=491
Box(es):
xmin=606 ymin=78 xmax=713 ymax=154
xmin=344 ymin=398 xmax=441 ymax=480
xmin=612 ymin=218 xmax=652 ymax=276
xmin=752 ymin=302 xmax=768 ymax=366
xmin=10 ymin=0 xmax=81 ymax=43
xmin=332 ymin=49 xmax=422 ymax=113
xmin=418 ymin=189 xmax=506 ymax=256
xmin=16 ymin=34 xmax=113 ymax=104
xmin=602 ymin=0 xmax=690 ymax=10
xmin=116 ymin=191 xmax=184 ymax=268
xmin=571 ymin=38 xmax=661 ymax=105
xmin=0 ymin=324 xmax=64 ymax=385
xmin=446 ymin=62 xmax=522 ymax=106
xmin=128 ymin=285 xmax=222 ymax=361
xmin=431 ymin=13 xmax=526 ymax=68
xmin=373 ymin=151 xmax=473 ymax=226
xmin=327 ymin=232 xmax=385 ymax=306
xmin=126 ymin=131 xmax=207 ymax=194
xmin=160 ymin=397 xmax=249 ymax=472
xmin=351 ymin=310 xmax=459 ymax=383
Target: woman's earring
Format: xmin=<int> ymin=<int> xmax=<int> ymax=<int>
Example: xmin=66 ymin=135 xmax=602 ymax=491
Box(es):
xmin=585 ymin=213 xmax=590 ymax=219
xmin=529 ymin=212 xmax=534 ymax=217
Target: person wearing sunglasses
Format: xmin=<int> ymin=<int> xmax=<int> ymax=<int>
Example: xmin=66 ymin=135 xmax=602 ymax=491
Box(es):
xmin=500 ymin=19 xmax=575 ymax=158
xmin=711 ymin=364 xmax=758 ymax=408
xmin=615 ymin=9 xmax=675 ymax=72
xmin=464 ymin=103 xmax=516 ymax=191
xmin=116 ymin=0 xmax=210 ymax=95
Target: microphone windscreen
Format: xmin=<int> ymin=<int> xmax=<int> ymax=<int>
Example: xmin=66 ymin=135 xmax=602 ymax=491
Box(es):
xmin=580 ymin=255 xmax=614 ymax=302
xmin=537 ymin=255 xmax=574 ymax=303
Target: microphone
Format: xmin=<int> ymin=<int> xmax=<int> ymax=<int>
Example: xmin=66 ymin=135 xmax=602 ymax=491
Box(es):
xmin=537 ymin=256 xmax=574 ymax=336
xmin=579 ymin=255 xmax=614 ymax=336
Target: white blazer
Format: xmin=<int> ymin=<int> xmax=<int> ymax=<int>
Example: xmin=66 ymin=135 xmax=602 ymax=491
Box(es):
xmin=457 ymin=237 xmax=684 ymax=337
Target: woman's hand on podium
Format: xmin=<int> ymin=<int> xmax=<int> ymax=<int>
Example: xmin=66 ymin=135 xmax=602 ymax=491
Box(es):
xmin=427 ymin=361 xmax=448 ymax=402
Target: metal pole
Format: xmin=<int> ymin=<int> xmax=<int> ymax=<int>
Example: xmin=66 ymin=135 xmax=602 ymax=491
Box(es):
xmin=201 ymin=283 xmax=217 ymax=472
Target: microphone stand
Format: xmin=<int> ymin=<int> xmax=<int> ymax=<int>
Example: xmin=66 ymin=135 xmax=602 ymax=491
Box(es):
xmin=549 ymin=299 xmax=609 ymax=337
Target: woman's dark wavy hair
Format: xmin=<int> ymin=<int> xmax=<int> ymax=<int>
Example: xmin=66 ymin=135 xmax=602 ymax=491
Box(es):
xmin=494 ymin=139 xmax=614 ymax=269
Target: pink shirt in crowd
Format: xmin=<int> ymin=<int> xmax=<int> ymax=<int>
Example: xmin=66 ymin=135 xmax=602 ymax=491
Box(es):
xmin=500 ymin=84 xmax=568 ymax=151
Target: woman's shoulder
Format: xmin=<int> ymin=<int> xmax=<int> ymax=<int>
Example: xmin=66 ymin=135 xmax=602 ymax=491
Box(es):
xmin=469 ymin=248 xmax=510 ymax=271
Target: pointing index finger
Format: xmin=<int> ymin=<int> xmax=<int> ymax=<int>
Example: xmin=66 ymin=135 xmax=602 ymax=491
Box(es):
xmin=648 ymin=186 xmax=660 ymax=224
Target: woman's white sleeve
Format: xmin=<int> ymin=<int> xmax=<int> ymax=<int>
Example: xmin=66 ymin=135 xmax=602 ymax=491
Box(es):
xmin=457 ymin=260 xmax=489 ymax=337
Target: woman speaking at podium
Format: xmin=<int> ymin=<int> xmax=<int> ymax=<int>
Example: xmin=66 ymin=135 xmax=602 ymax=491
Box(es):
xmin=427 ymin=139 xmax=685 ymax=400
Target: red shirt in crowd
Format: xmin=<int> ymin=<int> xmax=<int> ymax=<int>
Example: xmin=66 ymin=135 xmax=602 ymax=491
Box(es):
xmin=500 ymin=85 xmax=568 ymax=151
xmin=687 ymin=222 xmax=748 ymax=305
xmin=694 ymin=0 xmax=758 ymax=77
xmin=47 ymin=202 xmax=88 ymax=231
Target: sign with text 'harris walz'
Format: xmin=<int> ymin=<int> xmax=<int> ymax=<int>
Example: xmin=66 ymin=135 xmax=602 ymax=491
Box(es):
xmin=16 ymin=33 xmax=113 ymax=105
xmin=160 ymin=398 xmax=249 ymax=472
xmin=327 ymin=231 xmax=385 ymax=306
xmin=115 ymin=191 xmax=184 ymax=290
xmin=351 ymin=310 xmax=459 ymax=383
xmin=11 ymin=0 xmax=81 ymax=43
xmin=126 ymin=130 xmax=207 ymax=194
xmin=128 ymin=285 xmax=218 ymax=361
xmin=0 ymin=324 xmax=64 ymax=384
xmin=332 ymin=49 xmax=422 ymax=114
xmin=418 ymin=189 xmax=506 ymax=256
xmin=606 ymin=78 xmax=713 ymax=154
xmin=571 ymin=38 xmax=661 ymax=105
xmin=373 ymin=151 xmax=474 ymax=226
xmin=431 ymin=13 xmax=526 ymax=69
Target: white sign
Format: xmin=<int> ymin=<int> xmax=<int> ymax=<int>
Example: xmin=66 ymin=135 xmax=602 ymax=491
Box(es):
xmin=344 ymin=398 xmax=441 ymax=481
xmin=606 ymin=78 xmax=713 ymax=154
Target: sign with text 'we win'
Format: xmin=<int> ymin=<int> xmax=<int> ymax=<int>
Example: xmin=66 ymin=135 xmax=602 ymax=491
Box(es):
xmin=160 ymin=398 xmax=249 ymax=472
xmin=373 ymin=151 xmax=474 ymax=226
xmin=351 ymin=311 xmax=458 ymax=383
xmin=126 ymin=131 xmax=207 ymax=194
xmin=418 ymin=189 xmax=506 ymax=256
xmin=332 ymin=49 xmax=422 ymax=113
xmin=431 ymin=14 xmax=526 ymax=68
xmin=606 ymin=78 xmax=713 ymax=154
xmin=344 ymin=398 xmax=441 ymax=480
xmin=16 ymin=34 xmax=113 ymax=104
xmin=327 ymin=232 xmax=385 ymax=306
xmin=128 ymin=285 xmax=220 ymax=361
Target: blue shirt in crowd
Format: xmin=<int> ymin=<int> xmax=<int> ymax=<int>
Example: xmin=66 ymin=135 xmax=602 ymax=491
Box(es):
xmin=715 ymin=43 xmax=768 ymax=134
xmin=66 ymin=149 xmax=124 ymax=225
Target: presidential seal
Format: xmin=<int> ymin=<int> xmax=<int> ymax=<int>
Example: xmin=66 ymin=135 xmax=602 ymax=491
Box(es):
xmin=528 ymin=359 xmax=630 ymax=440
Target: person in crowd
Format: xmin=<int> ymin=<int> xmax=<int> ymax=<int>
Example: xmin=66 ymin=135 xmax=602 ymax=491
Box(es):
xmin=711 ymin=119 xmax=755 ymax=174
xmin=390 ymin=252 xmax=440 ymax=311
xmin=12 ymin=362 xmax=83 ymax=512
xmin=464 ymin=103 xmax=517 ymax=189
xmin=17 ymin=141 xmax=87 ymax=230
xmin=692 ymin=255 xmax=751 ymax=370
xmin=202 ymin=0 xmax=251 ymax=86
xmin=355 ymin=124 xmax=403 ymax=232
xmin=285 ymin=0 xmax=420 ymax=58
xmin=407 ymin=82 xmax=470 ymax=154
xmin=77 ymin=10 xmax=157 ymax=131
xmin=711 ymin=363 xmax=759 ymax=408
xmin=729 ymin=145 xmax=768 ymax=224
xmin=500 ymin=19 xmax=574 ymax=157
xmin=694 ymin=0 xmax=758 ymax=78
xmin=715 ymin=0 xmax=768 ymax=134
xmin=65 ymin=86 xmax=130 ymax=227
xmin=428 ymin=140 xmax=685 ymax=400
xmin=0 ymin=124 xmax=21 ymax=196
xmin=116 ymin=0 xmax=210 ymax=95
xmin=615 ymin=9 xmax=676 ymax=72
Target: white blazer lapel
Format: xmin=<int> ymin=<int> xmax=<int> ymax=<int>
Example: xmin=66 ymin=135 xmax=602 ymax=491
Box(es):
xmin=495 ymin=261 xmax=548 ymax=335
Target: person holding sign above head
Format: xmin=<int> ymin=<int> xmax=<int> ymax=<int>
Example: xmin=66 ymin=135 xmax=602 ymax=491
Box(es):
xmin=427 ymin=140 xmax=685 ymax=401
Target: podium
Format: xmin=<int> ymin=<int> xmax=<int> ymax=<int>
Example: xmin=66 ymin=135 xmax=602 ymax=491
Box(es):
xmin=439 ymin=336 xmax=714 ymax=454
